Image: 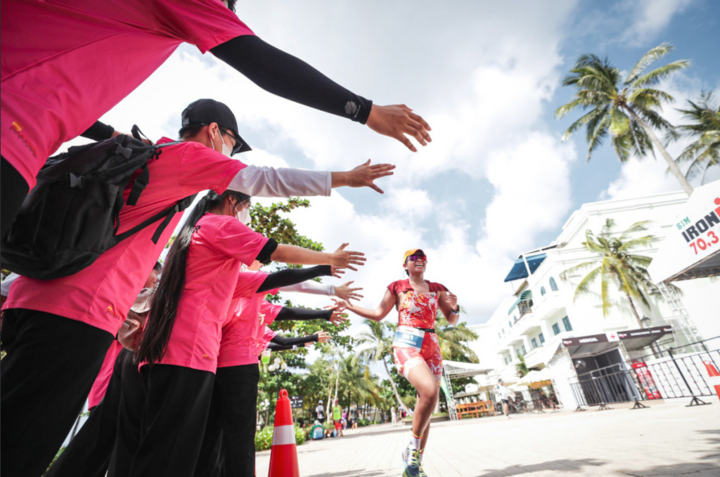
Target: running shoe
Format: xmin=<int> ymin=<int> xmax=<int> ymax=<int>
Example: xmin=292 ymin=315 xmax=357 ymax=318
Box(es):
xmin=402 ymin=445 xmax=421 ymax=477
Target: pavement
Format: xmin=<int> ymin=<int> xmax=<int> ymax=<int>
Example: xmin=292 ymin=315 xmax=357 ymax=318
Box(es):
xmin=255 ymin=399 xmax=720 ymax=476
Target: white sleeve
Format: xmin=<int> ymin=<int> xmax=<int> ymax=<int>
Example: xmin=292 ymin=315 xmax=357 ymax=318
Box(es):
xmin=278 ymin=281 xmax=335 ymax=296
xmin=228 ymin=166 xmax=332 ymax=198
xmin=1 ymin=272 xmax=21 ymax=297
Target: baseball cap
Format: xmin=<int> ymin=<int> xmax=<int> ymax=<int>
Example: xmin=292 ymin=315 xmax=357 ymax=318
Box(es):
xmin=181 ymin=99 xmax=251 ymax=155
xmin=402 ymin=249 xmax=426 ymax=265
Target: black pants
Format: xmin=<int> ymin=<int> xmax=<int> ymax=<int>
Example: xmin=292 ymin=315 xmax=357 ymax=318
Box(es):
xmin=194 ymin=364 xmax=260 ymax=477
xmin=119 ymin=364 xmax=214 ymax=477
xmin=46 ymin=349 xmax=136 ymax=477
xmin=1 ymin=156 xmax=30 ymax=237
xmin=1 ymin=309 xmax=114 ymax=477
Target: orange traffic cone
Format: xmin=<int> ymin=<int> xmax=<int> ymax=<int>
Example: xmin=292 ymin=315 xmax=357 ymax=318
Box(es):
xmin=703 ymin=360 xmax=720 ymax=403
xmin=268 ymin=389 xmax=300 ymax=477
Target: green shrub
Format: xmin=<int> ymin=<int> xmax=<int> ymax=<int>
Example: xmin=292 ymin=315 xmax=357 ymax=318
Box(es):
xmin=294 ymin=425 xmax=306 ymax=446
xmin=255 ymin=424 xmax=306 ymax=451
xmin=358 ymin=418 xmax=371 ymax=427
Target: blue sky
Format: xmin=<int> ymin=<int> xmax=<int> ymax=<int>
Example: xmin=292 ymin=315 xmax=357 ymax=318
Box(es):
xmin=88 ymin=0 xmax=720 ymax=324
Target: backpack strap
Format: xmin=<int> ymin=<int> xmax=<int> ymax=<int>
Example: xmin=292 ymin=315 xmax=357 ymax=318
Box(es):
xmin=115 ymin=194 xmax=197 ymax=245
xmin=125 ymin=141 xmax=183 ymax=207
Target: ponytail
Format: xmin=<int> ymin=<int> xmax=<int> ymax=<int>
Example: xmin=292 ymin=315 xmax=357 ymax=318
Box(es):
xmin=135 ymin=189 xmax=250 ymax=364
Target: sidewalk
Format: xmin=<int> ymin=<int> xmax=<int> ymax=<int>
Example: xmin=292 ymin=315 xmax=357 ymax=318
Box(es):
xmin=256 ymin=400 xmax=720 ymax=476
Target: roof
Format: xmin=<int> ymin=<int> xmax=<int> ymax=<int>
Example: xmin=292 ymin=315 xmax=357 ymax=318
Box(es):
xmin=503 ymin=254 xmax=547 ymax=282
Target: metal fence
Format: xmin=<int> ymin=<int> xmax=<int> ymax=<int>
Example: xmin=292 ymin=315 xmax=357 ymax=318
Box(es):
xmin=569 ymin=336 xmax=720 ymax=407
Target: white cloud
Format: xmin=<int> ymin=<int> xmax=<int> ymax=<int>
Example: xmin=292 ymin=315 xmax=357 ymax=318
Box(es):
xmin=622 ymin=0 xmax=693 ymax=46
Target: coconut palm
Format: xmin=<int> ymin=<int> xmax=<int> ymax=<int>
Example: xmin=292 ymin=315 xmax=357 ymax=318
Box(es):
xmin=435 ymin=313 xmax=479 ymax=363
xmin=556 ymin=43 xmax=693 ymax=195
xmin=675 ymin=91 xmax=720 ymax=183
xmin=355 ymin=320 xmax=406 ymax=411
xmin=337 ymin=354 xmax=384 ymax=408
xmin=560 ymin=219 xmax=661 ymax=328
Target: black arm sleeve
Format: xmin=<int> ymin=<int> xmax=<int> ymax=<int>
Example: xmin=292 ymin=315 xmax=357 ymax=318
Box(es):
xmin=267 ymin=333 xmax=319 ymax=351
xmin=255 ymin=239 xmax=278 ymax=265
xmin=211 ymin=36 xmax=372 ymax=124
xmin=80 ymin=121 xmax=115 ymax=141
xmin=275 ymin=306 xmax=332 ymax=322
xmin=257 ymin=265 xmax=331 ymax=293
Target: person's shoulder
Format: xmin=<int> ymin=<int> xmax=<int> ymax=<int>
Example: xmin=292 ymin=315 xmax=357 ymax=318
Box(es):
xmin=426 ymin=280 xmax=448 ymax=293
xmin=387 ymin=279 xmax=410 ymax=295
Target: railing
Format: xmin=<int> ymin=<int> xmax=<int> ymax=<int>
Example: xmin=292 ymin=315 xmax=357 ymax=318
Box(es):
xmin=569 ymin=336 xmax=720 ymax=407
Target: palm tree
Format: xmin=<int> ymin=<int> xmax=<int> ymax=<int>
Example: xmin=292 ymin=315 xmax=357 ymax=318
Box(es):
xmin=337 ymin=354 xmax=384 ymax=409
xmin=435 ymin=314 xmax=479 ymax=363
xmin=675 ymin=91 xmax=720 ymax=183
xmin=515 ymin=354 xmax=529 ymax=378
xmin=556 ymin=43 xmax=693 ymax=195
xmin=355 ymin=320 xmax=406 ymax=411
xmin=560 ymin=219 xmax=661 ymax=328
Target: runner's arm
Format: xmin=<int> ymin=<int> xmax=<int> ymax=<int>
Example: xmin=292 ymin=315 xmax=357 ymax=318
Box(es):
xmin=438 ymin=290 xmax=460 ymax=325
xmin=211 ymin=36 xmax=431 ymax=152
xmin=345 ymin=289 xmax=395 ymax=322
xmin=227 ymin=160 xmax=395 ymax=197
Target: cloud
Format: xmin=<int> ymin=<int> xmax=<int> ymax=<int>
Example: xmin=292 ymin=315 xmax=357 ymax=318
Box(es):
xmin=622 ymin=0 xmax=693 ymax=46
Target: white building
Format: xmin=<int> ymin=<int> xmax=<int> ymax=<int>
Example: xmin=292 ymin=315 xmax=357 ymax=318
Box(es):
xmin=466 ymin=188 xmax=720 ymax=410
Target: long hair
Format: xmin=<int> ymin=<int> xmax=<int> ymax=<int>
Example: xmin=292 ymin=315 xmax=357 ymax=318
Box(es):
xmin=135 ymin=189 xmax=250 ymax=364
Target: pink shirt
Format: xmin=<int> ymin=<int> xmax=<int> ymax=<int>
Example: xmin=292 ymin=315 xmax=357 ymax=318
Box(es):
xmin=1 ymin=0 xmax=253 ymax=189
xmin=217 ymin=284 xmax=280 ymax=368
xmin=87 ymin=341 xmax=124 ymax=410
xmin=3 ymin=138 xmax=245 ymax=336
xmin=258 ymin=325 xmax=279 ymax=354
xmin=156 ymin=215 xmax=268 ymax=373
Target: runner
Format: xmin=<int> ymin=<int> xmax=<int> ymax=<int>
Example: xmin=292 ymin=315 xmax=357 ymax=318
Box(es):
xmin=316 ymin=400 xmax=327 ymax=424
xmin=391 ymin=405 xmax=399 ymax=427
xmin=345 ymin=249 xmax=460 ymax=477
xmin=1 ymin=0 xmax=431 ymax=235
xmin=496 ymin=379 xmax=511 ymax=418
xmin=0 ymin=98 xmax=392 ymax=477
xmin=333 ymin=399 xmax=344 ymax=437
xmin=349 ymin=403 xmax=359 ymax=433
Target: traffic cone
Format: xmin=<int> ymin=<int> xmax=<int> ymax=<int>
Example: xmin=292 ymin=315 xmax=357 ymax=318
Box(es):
xmin=268 ymin=389 xmax=300 ymax=477
xmin=703 ymin=360 xmax=720 ymax=403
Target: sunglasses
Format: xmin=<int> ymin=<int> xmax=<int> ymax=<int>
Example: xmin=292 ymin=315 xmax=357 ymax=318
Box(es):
xmin=407 ymin=254 xmax=427 ymax=263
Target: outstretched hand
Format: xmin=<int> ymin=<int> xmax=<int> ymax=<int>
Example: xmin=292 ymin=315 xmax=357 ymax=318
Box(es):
xmin=325 ymin=298 xmax=349 ymax=313
xmin=330 ymin=243 xmax=365 ymax=271
xmin=334 ymin=281 xmax=363 ymax=303
xmin=365 ymin=104 xmax=432 ymax=152
xmin=330 ymin=266 xmax=345 ymax=279
xmin=345 ymin=160 xmax=395 ymax=194
xmin=329 ymin=311 xmax=348 ymax=325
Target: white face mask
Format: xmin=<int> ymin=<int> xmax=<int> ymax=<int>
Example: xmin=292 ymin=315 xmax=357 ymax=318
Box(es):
xmin=235 ymin=204 xmax=251 ymax=226
xmin=210 ymin=129 xmax=233 ymax=158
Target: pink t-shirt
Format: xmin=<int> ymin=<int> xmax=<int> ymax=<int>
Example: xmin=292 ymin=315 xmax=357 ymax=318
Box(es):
xmin=87 ymin=341 xmax=124 ymax=410
xmin=156 ymin=215 xmax=268 ymax=373
xmin=1 ymin=0 xmax=254 ymax=189
xmin=3 ymin=138 xmax=245 ymax=336
xmin=217 ymin=284 xmax=281 ymax=368
xmin=258 ymin=325 xmax=279 ymax=354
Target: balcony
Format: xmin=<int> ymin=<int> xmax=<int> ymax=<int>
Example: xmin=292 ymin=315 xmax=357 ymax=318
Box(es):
xmin=530 ymin=290 xmax=565 ymax=320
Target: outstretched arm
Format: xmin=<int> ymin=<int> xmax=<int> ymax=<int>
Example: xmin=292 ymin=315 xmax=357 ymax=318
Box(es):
xmin=211 ymin=36 xmax=431 ymax=152
xmin=438 ymin=290 xmax=460 ymax=326
xmin=345 ymin=289 xmax=395 ymax=322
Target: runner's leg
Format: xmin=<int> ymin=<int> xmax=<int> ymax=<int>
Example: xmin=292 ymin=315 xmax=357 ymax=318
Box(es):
xmin=405 ymin=363 xmax=438 ymax=443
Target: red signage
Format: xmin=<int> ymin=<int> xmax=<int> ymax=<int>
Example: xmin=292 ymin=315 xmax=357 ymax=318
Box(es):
xmin=632 ymin=362 xmax=662 ymax=400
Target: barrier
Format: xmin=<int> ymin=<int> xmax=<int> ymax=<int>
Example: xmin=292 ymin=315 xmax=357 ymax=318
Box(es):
xmin=268 ymin=389 xmax=300 ymax=477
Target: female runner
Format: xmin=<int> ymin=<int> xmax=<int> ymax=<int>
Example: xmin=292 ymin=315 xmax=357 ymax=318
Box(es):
xmin=345 ymin=249 xmax=458 ymax=477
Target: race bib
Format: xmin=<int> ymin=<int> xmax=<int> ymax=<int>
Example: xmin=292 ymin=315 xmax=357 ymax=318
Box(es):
xmin=393 ymin=326 xmax=425 ymax=351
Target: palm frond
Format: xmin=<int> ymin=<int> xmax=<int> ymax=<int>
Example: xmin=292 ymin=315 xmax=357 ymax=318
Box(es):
xmin=625 ymin=43 xmax=674 ymax=85
xmin=618 ymin=220 xmax=652 ymax=240
xmin=572 ymin=265 xmax=602 ymax=302
xmin=631 ymin=60 xmax=689 ymax=88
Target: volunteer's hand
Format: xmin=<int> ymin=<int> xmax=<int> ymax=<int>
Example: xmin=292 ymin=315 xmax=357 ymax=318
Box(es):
xmin=329 ymin=311 xmax=348 ymax=325
xmin=330 ymin=243 xmax=365 ymax=271
xmin=338 ymin=160 xmax=396 ymax=194
xmin=330 ymin=266 xmax=345 ymax=279
xmin=113 ymin=130 xmax=153 ymax=145
xmin=366 ymin=104 xmax=432 ymax=152
xmin=334 ymin=281 xmax=363 ymax=303
xmin=316 ymin=331 xmax=332 ymax=342
xmin=325 ymin=298 xmax=349 ymax=313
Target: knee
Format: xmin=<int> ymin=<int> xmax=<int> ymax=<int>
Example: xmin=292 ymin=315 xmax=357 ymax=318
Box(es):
xmin=417 ymin=382 xmax=439 ymax=401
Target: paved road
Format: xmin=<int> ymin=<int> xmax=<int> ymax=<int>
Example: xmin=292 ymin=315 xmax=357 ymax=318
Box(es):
xmin=256 ymin=400 xmax=720 ymax=476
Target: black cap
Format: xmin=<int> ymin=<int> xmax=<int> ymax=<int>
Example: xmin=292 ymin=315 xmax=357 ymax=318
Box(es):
xmin=181 ymin=99 xmax=251 ymax=155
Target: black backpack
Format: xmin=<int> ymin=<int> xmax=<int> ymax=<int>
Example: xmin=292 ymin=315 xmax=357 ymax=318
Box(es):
xmin=1 ymin=127 xmax=195 ymax=280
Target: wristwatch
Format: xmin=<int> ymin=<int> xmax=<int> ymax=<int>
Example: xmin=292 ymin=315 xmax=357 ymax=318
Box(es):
xmin=451 ymin=306 xmax=460 ymax=314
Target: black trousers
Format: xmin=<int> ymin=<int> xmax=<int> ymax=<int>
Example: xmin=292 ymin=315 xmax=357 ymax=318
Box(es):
xmin=1 ymin=309 xmax=114 ymax=477
xmin=194 ymin=364 xmax=260 ymax=477
xmin=119 ymin=364 xmax=215 ymax=477
xmin=46 ymin=349 xmax=136 ymax=477
xmin=1 ymin=156 xmax=30 ymax=237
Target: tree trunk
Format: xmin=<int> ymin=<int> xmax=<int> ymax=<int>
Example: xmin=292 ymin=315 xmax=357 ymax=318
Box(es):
xmin=383 ymin=359 xmax=408 ymax=413
xmin=625 ymin=107 xmax=694 ymax=196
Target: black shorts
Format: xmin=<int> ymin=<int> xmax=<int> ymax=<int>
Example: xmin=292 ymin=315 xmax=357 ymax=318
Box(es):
xmin=502 ymin=399 xmax=509 ymax=404
xmin=347 ymin=418 xmax=354 ymax=426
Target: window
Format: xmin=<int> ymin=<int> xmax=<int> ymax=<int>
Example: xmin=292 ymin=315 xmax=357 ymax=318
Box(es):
xmin=539 ymin=333 xmax=545 ymax=344
xmin=521 ymin=345 xmax=527 ymax=355
xmin=562 ymin=316 xmax=573 ymax=332
xmin=498 ymin=332 xmax=502 ymax=339
xmin=552 ymin=323 xmax=561 ymax=335
xmin=514 ymin=315 xmax=518 ymax=322
xmin=531 ymin=338 xmax=538 ymax=348
xmin=540 ymin=286 xmax=546 ymax=296
xmin=549 ymin=277 xmax=558 ymax=292
xmin=502 ymin=328 xmax=505 ymax=335
xmin=508 ymin=320 xmax=512 ymax=328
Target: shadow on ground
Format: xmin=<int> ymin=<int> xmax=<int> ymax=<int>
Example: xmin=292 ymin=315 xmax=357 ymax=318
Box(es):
xmin=618 ymin=461 xmax=720 ymax=476
xmin=307 ymin=470 xmax=385 ymax=477
xmin=474 ymin=459 xmax=607 ymax=476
